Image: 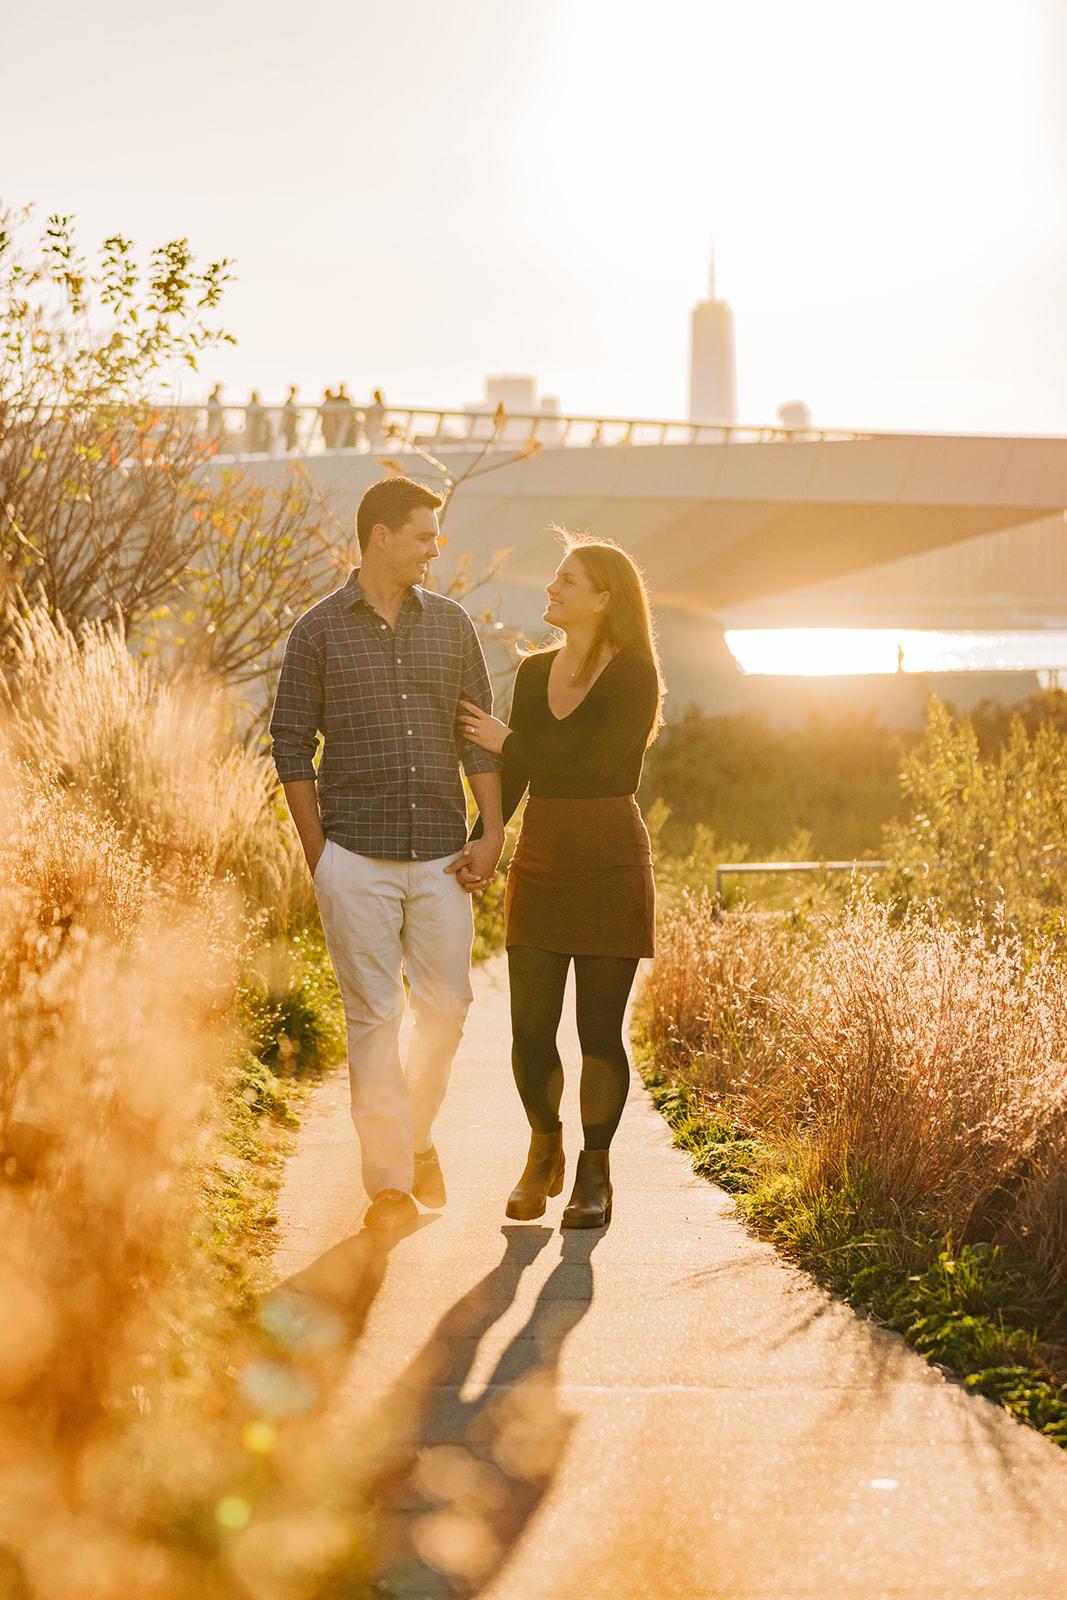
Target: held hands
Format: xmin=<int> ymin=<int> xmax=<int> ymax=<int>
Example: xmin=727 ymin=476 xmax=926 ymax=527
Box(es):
xmin=451 ymin=699 xmax=506 ymax=891
xmin=308 ymin=831 xmax=499 ymax=895
xmin=457 ymin=699 xmax=509 ymax=755
xmin=445 ymin=833 xmax=504 ymax=894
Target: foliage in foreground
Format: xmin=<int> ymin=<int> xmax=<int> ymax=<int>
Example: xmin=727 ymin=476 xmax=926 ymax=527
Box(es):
xmin=0 ymin=605 xmax=379 ymax=1598
xmin=1 ymin=607 xmax=310 ymax=931
xmin=636 ymin=895 xmax=1067 ymax=1446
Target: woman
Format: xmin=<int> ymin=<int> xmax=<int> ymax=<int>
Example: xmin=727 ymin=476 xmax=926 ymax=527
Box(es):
xmin=459 ymin=532 xmax=664 ymax=1228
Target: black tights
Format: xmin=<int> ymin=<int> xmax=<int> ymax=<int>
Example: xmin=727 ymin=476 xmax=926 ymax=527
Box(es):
xmin=507 ymin=946 xmax=640 ymax=1150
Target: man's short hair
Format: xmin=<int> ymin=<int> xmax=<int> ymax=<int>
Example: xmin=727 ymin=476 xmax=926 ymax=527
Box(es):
xmin=356 ymin=476 xmax=444 ymax=551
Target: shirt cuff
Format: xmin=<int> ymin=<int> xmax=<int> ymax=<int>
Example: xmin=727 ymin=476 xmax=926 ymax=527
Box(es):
xmin=272 ymin=756 xmax=318 ymax=784
xmin=462 ymin=746 xmax=503 ymax=776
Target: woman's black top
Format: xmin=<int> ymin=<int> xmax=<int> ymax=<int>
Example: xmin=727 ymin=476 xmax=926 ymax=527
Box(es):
xmin=497 ymin=647 xmax=660 ymax=828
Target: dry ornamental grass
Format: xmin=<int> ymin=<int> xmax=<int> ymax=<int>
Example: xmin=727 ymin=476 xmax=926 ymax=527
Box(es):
xmin=0 ymin=606 xmax=374 ymax=1598
xmin=638 ymin=894 xmax=1067 ymax=1286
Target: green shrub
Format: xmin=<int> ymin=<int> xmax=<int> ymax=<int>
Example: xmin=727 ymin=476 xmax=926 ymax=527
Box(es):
xmin=850 ymin=1245 xmax=1067 ymax=1442
xmin=473 ymin=869 xmax=507 ymax=961
xmin=239 ymin=926 xmax=344 ymax=1075
xmin=886 ymin=697 xmax=1067 ymax=939
xmin=641 ymin=704 xmax=907 ymax=860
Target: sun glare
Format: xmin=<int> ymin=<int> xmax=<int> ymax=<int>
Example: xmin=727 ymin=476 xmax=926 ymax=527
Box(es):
xmin=725 ymin=629 xmax=1067 ymax=677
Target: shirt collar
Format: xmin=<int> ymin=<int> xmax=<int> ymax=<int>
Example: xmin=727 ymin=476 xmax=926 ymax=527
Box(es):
xmin=342 ymin=568 xmax=426 ymax=613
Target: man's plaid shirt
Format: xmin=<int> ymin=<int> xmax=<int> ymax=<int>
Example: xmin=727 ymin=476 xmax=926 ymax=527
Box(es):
xmin=269 ymin=569 xmax=501 ymax=860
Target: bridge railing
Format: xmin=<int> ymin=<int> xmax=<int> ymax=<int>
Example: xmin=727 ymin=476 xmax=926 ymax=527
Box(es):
xmin=166 ymin=402 xmax=868 ymax=458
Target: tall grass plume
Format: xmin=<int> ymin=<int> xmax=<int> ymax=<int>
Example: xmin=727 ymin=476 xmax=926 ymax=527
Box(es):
xmin=0 ymin=605 xmax=371 ymax=1596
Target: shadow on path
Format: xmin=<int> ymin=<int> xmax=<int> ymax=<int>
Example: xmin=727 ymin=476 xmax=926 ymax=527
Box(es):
xmin=359 ymin=1225 xmax=604 ymax=1599
xmin=266 ymin=1216 xmax=437 ymax=1361
xmin=252 ymin=1216 xmax=434 ymax=1473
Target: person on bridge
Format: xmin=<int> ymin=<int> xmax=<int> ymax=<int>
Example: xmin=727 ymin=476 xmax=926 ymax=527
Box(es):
xmin=245 ymin=389 xmax=273 ymax=454
xmin=459 ymin=535 xmax=663 ymax=1228
xmin=281 ymin=384 xmax=301 ymax=452
xmin=206 ymin=383 xmax=226 ymax=447
xmin=269 ymin=476 xmax=504 ymax=1234
xmin=365 ymin=388 xmax=386 ymax=451
xmin=335 ymin=383 xmax=358 ymax=449
xmin=319 ymin=387 xmax=337 ymax=448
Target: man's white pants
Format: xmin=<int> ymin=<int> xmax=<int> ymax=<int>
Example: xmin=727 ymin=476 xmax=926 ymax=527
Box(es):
xmin=313 ymin=840 xmax=474 ymax=1199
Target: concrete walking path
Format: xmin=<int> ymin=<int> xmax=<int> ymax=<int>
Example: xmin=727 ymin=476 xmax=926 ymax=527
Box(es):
xmin=271 ymin=957 xmax=1067 ymax=1599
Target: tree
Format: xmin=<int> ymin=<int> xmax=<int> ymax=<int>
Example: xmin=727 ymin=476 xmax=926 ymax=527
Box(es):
xmin=0 ymin=204 xmax=328 ymax=706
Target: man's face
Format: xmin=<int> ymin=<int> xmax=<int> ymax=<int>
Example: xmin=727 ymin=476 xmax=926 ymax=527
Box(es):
xmin=376 ymin=506 xmax=442 ymax=586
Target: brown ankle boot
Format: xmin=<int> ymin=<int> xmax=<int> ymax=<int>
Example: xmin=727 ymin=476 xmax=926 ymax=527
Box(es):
xmin=506 ymin=1130 xmax=565 ymax=1221
xmin=561 ymin=1148 xmax=612 ymax=1228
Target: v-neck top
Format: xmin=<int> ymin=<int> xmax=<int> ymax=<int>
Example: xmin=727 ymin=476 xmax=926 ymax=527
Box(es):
xmin=498 ymin=646 xmax=660 ymax=826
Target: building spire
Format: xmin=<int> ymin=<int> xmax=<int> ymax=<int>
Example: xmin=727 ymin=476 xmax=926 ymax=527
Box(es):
xmin=689 ymin=241 xmax=737 ymax=423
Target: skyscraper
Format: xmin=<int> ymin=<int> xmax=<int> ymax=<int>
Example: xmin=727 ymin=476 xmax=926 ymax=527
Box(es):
xmin=688 ymin=249 xmax=737 ymax=423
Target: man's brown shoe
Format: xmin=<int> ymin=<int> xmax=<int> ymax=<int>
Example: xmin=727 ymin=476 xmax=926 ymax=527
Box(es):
xmin=364 ymin=1189 xmax=418 ymax=1233
xmin=412 ymin=1145 xmax=446 ymax=1209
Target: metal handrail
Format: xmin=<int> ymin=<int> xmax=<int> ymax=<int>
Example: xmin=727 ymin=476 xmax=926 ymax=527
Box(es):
xmin=140 ymin=400 xmax=869 ymax=456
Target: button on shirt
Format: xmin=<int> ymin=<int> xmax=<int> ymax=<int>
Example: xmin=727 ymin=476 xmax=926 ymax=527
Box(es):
xmin=269 ymin=569 xmax=501 ymax=860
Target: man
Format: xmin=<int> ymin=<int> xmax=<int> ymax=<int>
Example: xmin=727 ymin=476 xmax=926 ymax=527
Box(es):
xmin=335 ymin=383 xmax=357 ymax=449
xmin=319 ymin=387 xmax=337 ymax=449
xmin=206 ymin=383 xmax=226 ymax=448
xmin=245 ymin=389 xmax=273 ymax=455
xmin=365 ymin=388 xmax=386 ymax=451
xmin=281 ymin=383 xmax=301 ymax=452
xmin=269 ymin=476 xmax=504 ymax=1232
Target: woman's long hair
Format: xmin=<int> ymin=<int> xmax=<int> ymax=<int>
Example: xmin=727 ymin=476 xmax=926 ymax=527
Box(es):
xmin=550 ymin=527 xmax=665 ymax=740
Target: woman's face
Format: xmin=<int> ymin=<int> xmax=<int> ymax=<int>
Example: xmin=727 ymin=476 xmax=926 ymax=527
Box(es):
xmin=543 ymin=552 xmax=609 ymax=629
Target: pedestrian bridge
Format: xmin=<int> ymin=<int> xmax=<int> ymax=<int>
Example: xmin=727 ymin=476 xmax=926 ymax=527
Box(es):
xmin=204 ymin=401 xmax=1067 ymax=618
xmin=203 ymin=398 xmax=864 ymax=457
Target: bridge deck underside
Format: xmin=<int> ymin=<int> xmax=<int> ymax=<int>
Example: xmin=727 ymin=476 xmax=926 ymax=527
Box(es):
xmin=242 ymin=435 xmax=1067 ymax=614
xmin=470 ymin=499 xmax=1047 ymax=613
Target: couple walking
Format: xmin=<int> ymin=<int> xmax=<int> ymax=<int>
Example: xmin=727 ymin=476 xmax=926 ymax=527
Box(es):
xmin=270 ymin=476 xmax=663 ymax=1233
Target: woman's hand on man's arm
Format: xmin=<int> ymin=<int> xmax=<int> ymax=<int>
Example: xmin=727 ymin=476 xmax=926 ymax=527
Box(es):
xmin=457 ymin=699 xmax=510 ymax=754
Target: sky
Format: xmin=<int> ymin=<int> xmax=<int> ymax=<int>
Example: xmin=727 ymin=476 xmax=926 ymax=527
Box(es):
xmin=6 ymin=0 xmax=1067 ymax=434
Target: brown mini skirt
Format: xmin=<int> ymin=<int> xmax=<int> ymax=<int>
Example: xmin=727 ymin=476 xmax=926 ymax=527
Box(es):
xmin=504 ymin=795 xmax=656 ymax=959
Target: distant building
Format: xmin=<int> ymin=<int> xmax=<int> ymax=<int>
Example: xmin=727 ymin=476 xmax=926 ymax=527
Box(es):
xmin=688 ymin=249 xmax=737 ymax=424
xmin=483 ymin=375 xmax=539 ymax=413
xmin=463 ymin=375 xmax=563 ymax=445
xmin=777 ymin=399 xmax=813 ymax=434
xmin=469 ymin=375 xmax=560 ymax=416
